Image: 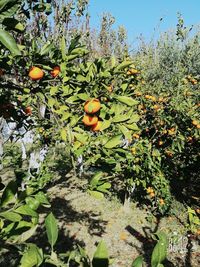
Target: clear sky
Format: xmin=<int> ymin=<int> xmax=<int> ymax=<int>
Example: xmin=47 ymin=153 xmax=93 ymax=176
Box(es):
xmin=88 ymin=0 xmax=200 ymax=46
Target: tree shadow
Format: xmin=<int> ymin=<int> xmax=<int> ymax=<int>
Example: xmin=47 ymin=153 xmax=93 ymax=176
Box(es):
xmin=125 ymin=220 xmax=175 ymax=267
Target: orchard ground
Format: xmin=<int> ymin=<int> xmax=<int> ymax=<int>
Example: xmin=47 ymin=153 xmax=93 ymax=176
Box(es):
xmin=1 ymin=166 xmax=200 ymax=267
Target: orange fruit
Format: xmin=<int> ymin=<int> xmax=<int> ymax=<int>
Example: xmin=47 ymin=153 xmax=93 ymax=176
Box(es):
xmin=130 ymin=68 xmax=140 ymax=74
xmin=82 ymin=114 xmax=98 ymax=126
xmin=197 ymin=124 xmax=200 ymax=129
xmin=153 ymin=104 xmax=160 ymax=111
xmin=192 ymin=120 xmax=198 ymax=126
xmin=147 ymin=187 xmax=154 ymax=194
xmin=84 ymin=99 xmax=101 ymax=114
xmin=25 ymin=106 xmax=32 ymax=115
xmin=50 ymin=66 xmax=60 ymax=78
xmin=29 ymin=66 xmax=44 ymax=80
xmin=150 ymin=192 xmax=155 ymax=198
xmin=158 ymin=140 xmax=163 ymax=146
xmin=159 ymin=198 xmax=165 ymax=205
xmin=133 ymin=133 xmax=140 ymax=139
xmin=91 ymin=121 xmax=102 ymax=131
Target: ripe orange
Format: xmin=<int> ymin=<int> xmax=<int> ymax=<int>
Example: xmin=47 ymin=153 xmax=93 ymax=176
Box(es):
xmin=50 ymin=66 xmax=60 ymax=78
xmin=129 ymin=68 xmax=140 ymax=75
xmin=197 ymin=124 xmax=200 ymax=129
xmin=159 ymin=198 xmax=165 ymax=205
xmin=133 ymin=133 xmax=140 ymax=139
xmin=25 ymin=106 xmax=32 ymax=115
xmin=29 ymin=66 xmax=44 ymax=80
xmin=158 ymin=140 xmax=163 ymax=146
xmin=147 ymin=187 xmax=154 ymax=194
xmin=82 ymin=114 xmax=98 ymax=126
xmin=192 ymin=120 xmax=198 ymax=126
xmin=150 ymin=192 xmax=155 ymax=198
xmin=91 ymin=121 xmax=102 ymax=131
xmin=153 ymin=104 xmax=160 ymax=111
xmin=84 ymin=99 xmax=101 ymax=114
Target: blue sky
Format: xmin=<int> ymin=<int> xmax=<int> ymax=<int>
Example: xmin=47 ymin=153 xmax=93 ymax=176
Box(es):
xmin=88 ymin=0 xmax=200 ymax=45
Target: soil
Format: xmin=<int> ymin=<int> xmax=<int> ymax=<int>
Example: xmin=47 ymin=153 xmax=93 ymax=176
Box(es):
xmin=1 ymin=169 xmax=200 ymax=266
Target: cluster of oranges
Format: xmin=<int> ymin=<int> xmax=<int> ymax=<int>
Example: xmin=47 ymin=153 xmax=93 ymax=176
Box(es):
xmin=146 ymin=187 xmax=155 ymax=198
xmin=192 ymin=119 xmax=200 ymax=129
xmin=82 ymin=99 xmax=102 ymax=131
xmin=127 ymin=68 xmax=140 ymax=75
xmin=146 ymin=187 xmax=165 ymax=205
xmin=28 ymin=66 xmax=60 ymax=80
xmin=186 ymin=75 xmax=198 ymax=85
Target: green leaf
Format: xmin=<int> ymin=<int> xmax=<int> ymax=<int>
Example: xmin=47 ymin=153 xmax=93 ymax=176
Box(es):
xmin=20 ymin=244 xmax=43 ymax=267
xmin=60 ymin=128 xmax=67 ymax=142
xmin=0 ymin=180 xmax=17 ymax=207
xmin=97 ymin=183 xmax=111 ymax=193
xmin=35 ymin=192 xmax=50 ymax=207
xmin=15 ymin=205 xmax=38 ymax=217
xmin=61 ymin=35 xmax=66 ymax=60
xmin=0 ymin=211 xmax=22 ymax=222
xmin=118 ymin=125 xmax=132 ymax=140
xmin=50 ymin=86 xmax=59 ymax=96
xmin=45 ymin=212 xmax=58 ymax=249
xmin=25 ymin=197 xmax=40 ymax=210
xmin=126 ymin=123 xmax=140 ymax=131
xmin=2 ymin=18 xmax=24 ymax=32
xmin=151 ymin=232 xmax=168 ymax=267
xmin=115 ymin=60 xmax=132 ymax=71
xmin=104 ymin=135 xmax=122 ymax=149
xmin=88 ymin=190 xmax=104 ymax=199
xmin=14 ymin=225 xmax=38 ymax=243
xmin=0 ymin=0 xmax=20 ymax=17
xmin=121 ymin=82 xmax=128 ymax=91
xmin=74 ymin=132 xmax=88 ymax=144
xmin=112 ymin=114 xmax=130 ymax=123
xmin=90 ymin=172 xmax=103 ymax=187
xmin=100 ymin=120 xmax=111 ymax=131
xmin=0 ymin=29 xmax=21 ymax=55
xmin=77 ymin=93 xmax=89 ymax=101
xmin=40 ymin=42 xmax=54 ymax=55
xmin=76 ymin=74 xmax=87 ymax=82
xmin=127 ymin=114 xmax=140 ymax=123
xmin=92 ymin=240 xmax=109 ymax=267
xmin=132 ymin=255 xmax=144 ymax=267
xmin=115 ymin=96 xmax=139 ymax=106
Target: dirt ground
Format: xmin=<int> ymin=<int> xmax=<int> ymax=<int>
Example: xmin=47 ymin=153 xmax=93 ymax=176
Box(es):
xmin=0 ymin=168 xmax=200 ymax=266
xmin=45 ymin=173 xmax=200 ymax=267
